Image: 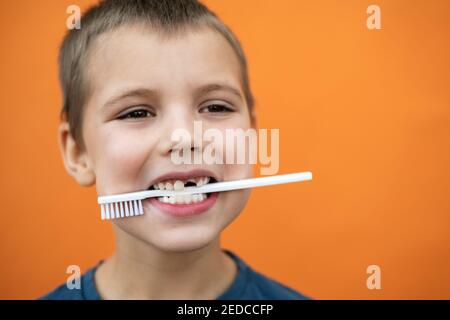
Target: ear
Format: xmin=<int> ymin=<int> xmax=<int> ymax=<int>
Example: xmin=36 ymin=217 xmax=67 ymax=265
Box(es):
xmin=58 ymin=122 xmax=95 ymax=186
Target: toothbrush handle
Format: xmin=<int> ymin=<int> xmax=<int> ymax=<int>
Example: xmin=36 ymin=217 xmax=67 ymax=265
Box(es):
xmin=194 ymin=171 xmax=313 ymax=194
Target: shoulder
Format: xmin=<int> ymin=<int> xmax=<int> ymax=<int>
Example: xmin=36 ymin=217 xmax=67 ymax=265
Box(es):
xmin=39 ymin=266 xmax=100 ymax=300
xmin=247 ymin=268 xmax=311 ymax=300
xmin=225 ymin=250 xmax=311 ymax=300
xmin=40 ymin=282 xmax=85 ymax=300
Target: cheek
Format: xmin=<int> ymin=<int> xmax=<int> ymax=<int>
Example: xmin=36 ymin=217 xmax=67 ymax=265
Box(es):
xmin=108 ymin=135 xmax=147 ymax=167
xmin=218 ymin=188 xmax=251 ymax=233
xmin=94 ymin=128 xmax=156 ymax=193
xmin=213 ymin=119 xmax=254 ymax=180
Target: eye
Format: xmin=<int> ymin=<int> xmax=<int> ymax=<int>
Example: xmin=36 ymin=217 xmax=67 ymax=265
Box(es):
xmin=117 ymin=108 xmax=155 ymax=120
xmin=199 ymin=104 xmax=234 ymax=114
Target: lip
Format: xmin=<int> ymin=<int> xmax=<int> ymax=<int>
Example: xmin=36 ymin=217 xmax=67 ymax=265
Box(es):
xmin=146 ymin=192 xmax=219 ymax=218
xmin=148 ymin=168 xmax=219 ymax=187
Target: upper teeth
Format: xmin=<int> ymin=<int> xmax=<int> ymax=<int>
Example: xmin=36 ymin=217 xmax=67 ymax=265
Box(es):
xmin=152 ymin=176 xmax=211 ymax=190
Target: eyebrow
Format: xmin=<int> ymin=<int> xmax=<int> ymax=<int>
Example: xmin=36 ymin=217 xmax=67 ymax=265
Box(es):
xmin=102 ymin=88 xmax=157 ymax=109
xmin=102 ymin=83 xmax=243 ymax=109
xmin=198 ymin=83 xmax=243 ymax=100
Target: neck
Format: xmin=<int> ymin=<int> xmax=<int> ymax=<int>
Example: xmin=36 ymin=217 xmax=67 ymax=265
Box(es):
xmin=95 ymin=226 xmax=237 ymax=299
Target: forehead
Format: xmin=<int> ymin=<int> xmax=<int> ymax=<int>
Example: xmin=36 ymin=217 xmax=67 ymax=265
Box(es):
xmin=84 ymin=24 xmax=243 ymax=103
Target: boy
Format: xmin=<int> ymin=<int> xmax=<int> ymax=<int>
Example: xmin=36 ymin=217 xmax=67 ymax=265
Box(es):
xmin=42 ymin=0 xmax=309 ymax=300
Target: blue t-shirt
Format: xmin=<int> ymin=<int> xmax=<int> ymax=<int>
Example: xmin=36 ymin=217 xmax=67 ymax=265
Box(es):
xmin=41 ymin=249 xmax=309 ymax=300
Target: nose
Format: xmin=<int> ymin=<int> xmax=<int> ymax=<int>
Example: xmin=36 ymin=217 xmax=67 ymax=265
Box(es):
xmin=170 ymin=143 xmax=198 ymax=156
xmin=158 ymin=105 xmax=201 ymax=158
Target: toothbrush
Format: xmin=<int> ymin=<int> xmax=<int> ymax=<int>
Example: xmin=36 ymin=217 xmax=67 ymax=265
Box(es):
xmin=97 ymin=171 xmax=313 ymax=220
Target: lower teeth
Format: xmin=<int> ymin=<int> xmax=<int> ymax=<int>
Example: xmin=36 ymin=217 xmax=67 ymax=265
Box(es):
xmin=157 ymin=193 xmax=208 ymax=204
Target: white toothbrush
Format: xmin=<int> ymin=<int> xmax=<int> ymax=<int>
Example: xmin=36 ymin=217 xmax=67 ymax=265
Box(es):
xmin=97 ymin=171 xmax=313 ymax=220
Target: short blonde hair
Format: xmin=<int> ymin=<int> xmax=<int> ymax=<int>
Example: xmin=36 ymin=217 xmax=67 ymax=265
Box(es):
xmin=59 ymin=0 xmax=255 ymax=150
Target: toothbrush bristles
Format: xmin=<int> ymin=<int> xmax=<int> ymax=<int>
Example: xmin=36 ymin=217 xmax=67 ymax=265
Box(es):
xmin=100 ymin=200 xmax=144 ymax=220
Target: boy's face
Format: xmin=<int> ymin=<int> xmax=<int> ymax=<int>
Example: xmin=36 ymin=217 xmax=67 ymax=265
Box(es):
xmin=72 ymin=24 xmax=253 ymax=252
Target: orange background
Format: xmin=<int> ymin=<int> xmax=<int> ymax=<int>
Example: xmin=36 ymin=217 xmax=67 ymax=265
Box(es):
xmin=1 ymin=0 xmax=449 ymax=299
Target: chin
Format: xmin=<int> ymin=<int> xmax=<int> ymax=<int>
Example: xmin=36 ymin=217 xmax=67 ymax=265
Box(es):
xmin=140 ymin=224 xmax=221 ymax=253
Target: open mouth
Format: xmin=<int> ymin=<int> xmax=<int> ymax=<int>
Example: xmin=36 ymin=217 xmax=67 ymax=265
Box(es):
xmin=148 ymin=176 xmax=218 ymax=205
